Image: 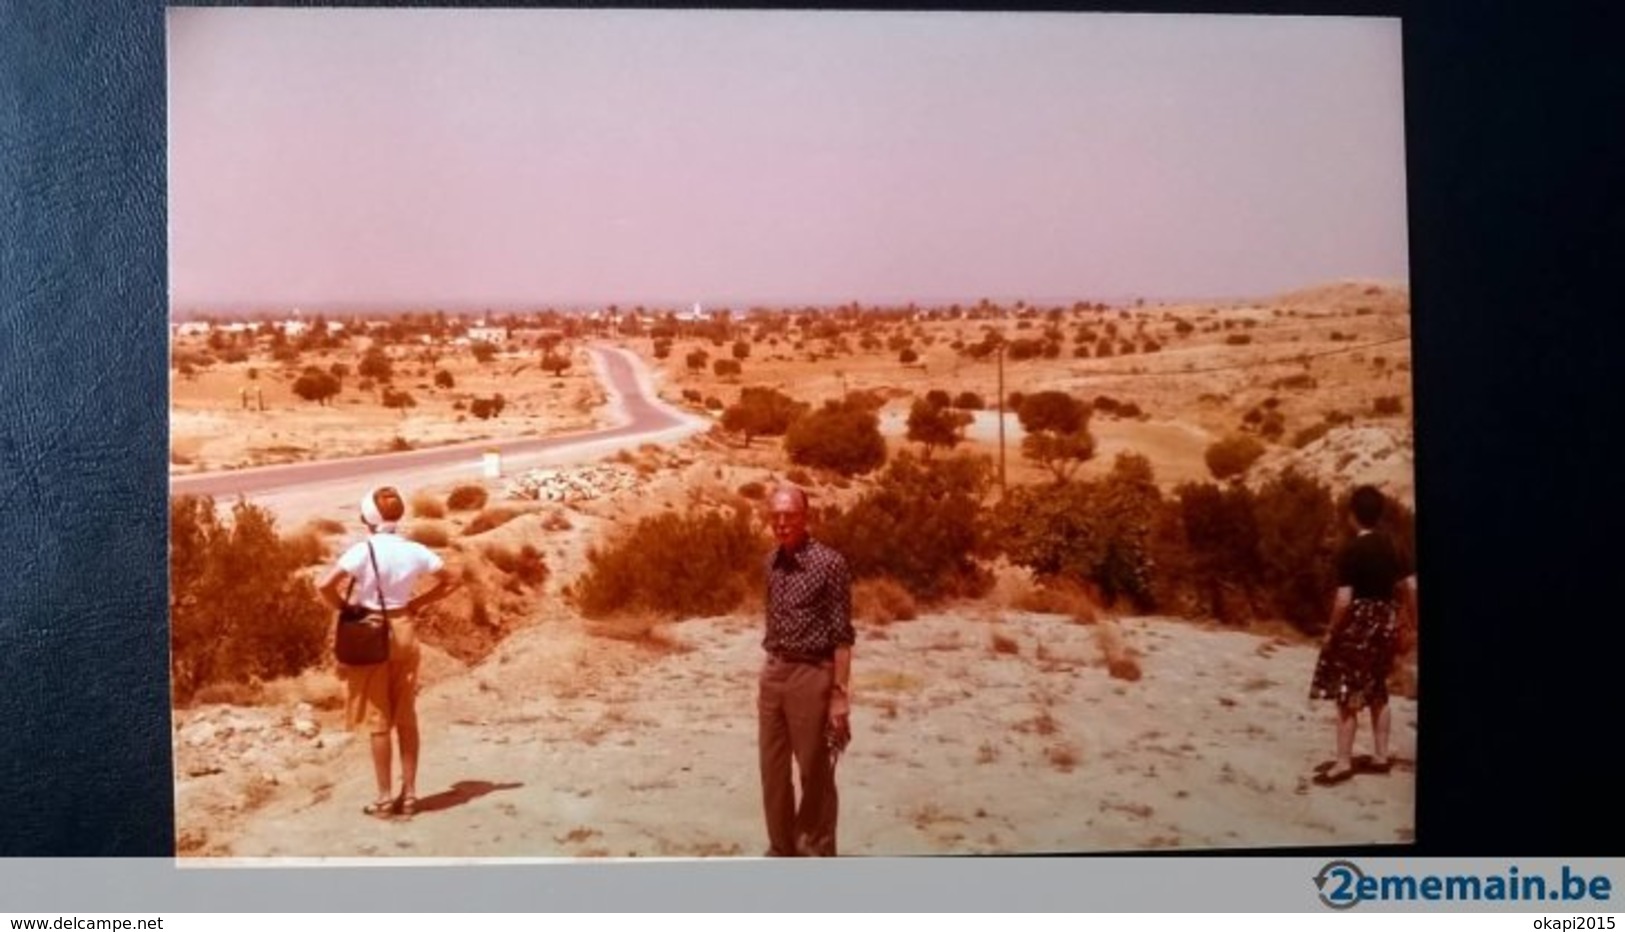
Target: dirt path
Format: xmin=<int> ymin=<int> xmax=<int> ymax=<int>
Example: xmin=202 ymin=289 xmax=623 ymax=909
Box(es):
xmin=184 ymin=611 xmax=1415 ymax=859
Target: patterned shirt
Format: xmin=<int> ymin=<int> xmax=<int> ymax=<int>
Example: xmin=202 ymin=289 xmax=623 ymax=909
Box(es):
xmin=763 ymin=538 xmax=855 ymax=657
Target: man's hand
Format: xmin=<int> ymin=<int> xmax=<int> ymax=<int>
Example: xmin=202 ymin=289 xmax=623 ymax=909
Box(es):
xmin=828 ymin=688 xmax=850 ymax=726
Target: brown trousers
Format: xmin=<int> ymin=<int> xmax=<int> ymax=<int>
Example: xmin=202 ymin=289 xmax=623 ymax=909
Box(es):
xmin=757 ymin=657 xmax=838 ymax=856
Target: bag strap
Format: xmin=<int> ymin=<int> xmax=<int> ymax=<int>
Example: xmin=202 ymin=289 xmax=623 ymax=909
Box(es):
xmin=365 ymin=539 xmax=391 ymax=625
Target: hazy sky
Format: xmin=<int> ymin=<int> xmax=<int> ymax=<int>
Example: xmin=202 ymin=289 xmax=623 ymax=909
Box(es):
xmin=167 ymin=9 xmax=1407 ymax=312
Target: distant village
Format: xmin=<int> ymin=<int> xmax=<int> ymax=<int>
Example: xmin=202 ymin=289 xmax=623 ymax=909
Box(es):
xmin=170 ymin=298 xmax=1132 ymax=348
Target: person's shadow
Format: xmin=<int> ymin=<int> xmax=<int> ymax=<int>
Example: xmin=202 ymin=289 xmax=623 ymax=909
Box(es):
xmin=412 ymin=780 xmax=524 ymax=816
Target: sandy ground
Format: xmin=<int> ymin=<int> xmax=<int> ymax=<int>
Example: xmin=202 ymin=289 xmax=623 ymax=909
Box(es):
xmin=176 ymin=607 xmax=1415 ymax=859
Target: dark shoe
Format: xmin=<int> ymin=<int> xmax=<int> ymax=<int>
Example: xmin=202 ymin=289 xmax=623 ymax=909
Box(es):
xmin=1312 ymin=767 xmax=1355 ymax=786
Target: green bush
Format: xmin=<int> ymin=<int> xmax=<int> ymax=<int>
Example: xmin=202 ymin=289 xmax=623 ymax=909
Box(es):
xmin=784 ymin=399 xmax=887 ymax=477
xmin=1252 ymin=469 xmax=1339 ymax=631
xmin=721 ymin=386 xmax=806 ymax=444
xmin=1017 ymin=391 xmax=1095 ymax=483
xmin=996 ymin=453 xmax=1161 ymax=608
xmin=572 ymin=504 xmax=764 ymax=619
xmin=1204 ymin=434 xmax=1266 ymax=481
xmin=170 ymin=496 xmax=330 ymax=704
xmin=820 ymin=451 xmax=993 ymax=602
xmin=905 ymin=398 xmax=971 ymax=458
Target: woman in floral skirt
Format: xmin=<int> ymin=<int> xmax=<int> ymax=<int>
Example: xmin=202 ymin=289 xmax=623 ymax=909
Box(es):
xmin=1310 ymin=485 xmax=1417 ymax=786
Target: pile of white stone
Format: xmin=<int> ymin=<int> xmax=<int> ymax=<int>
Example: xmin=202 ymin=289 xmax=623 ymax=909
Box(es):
xmin=505 ymin=464 xmax=643 ymax=503
xmin=173 ymin=702 xmax=342 ymax=783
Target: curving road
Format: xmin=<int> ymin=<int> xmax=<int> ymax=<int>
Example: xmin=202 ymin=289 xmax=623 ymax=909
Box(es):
xmin=169 ymin=345 xmax=710 ymax=522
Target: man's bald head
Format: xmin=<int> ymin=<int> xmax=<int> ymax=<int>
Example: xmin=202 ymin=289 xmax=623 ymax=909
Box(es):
xmin=766 ymin=483 xmax=810 ymax=550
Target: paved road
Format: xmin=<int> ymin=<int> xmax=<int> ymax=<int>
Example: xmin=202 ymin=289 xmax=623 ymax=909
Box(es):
xmin=169 ymin=344 xmax=709 ymax=523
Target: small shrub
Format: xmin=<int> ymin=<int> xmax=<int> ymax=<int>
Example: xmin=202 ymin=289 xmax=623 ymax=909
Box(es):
xmin=543 ymin=509 xmax=573 ymax=531
xmin=1095 ymin=621 xmax=1142 ymax=681
xmin=990 ymin=631 xmax=1020 ymax=655
xmin=308 ymin=517 xmax=345 ymax=536
xmin=1271 ymin=373 xmax=1317 ymax=391
xmin=737 ymin=481 xmax=767 ymax=500
xmin=572 ymin=504 xmax=763 ymax=619
xmin=784 ymin=399 xmax=887 ymax=477
xmin=1224 ymin=333 xmax=1253 ymax=346
xmin=852 ymin=577 xmax=918 ymax=624
xmin=464 ymin=507 xmax=521 ymax=536
xmin=280 ymin=529 xmax=327 ymax=568
xmin=381 ymin=388 xmax=416 ymax=409
xmin=1204 ymin=435 xmax=1266 ymax=481
xmin=786 ymin=468 xmax=813 ymax=487
xmin=411 ymin=492 xmax=447 ymax=519
xmin=1373 ymin=395 xmax=1405 ymax=416
xmin=821 ymin=451 xmax=993 ymax=602
xmin=170 ymin=497 xmax=329 ymax=705
xmin=952 ymin=391 xmax=985 ymax=411
xmin=1012 ymin=580 xmax=1099 ymax=623
xmin=1292 ymin=421 xmax=1334 ymax=449
xmin=485 ymin=543 xmax=549 ymax=588
xmin=408 ymin=523 xmax=451 ymax=548
xmin=446 ymin=484 xmax=489 ymax=511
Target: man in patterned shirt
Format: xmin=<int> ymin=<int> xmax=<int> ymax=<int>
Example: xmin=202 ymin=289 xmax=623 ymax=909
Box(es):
xmin=758 ymin=483 xmax=855 ymax=856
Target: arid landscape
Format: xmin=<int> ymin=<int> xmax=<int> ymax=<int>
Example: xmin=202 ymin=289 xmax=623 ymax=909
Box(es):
xmin=169 ymin=280 xmax=1418 ymax=858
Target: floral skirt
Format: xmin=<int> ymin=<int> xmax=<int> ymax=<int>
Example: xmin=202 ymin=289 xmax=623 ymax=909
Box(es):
xmin=1309 ymin=598 xmax=1398 ymax=710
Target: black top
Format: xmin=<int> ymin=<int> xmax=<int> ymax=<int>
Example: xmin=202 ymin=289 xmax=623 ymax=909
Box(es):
xmin=1337 ymin=530 xmax=1411 ymax=601
xmin=763 ymin=538 xmax=856 ymax=657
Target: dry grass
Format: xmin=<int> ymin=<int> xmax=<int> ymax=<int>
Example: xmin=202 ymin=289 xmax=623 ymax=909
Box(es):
xmin=583 ymin=613 xmax=692 ymax=655
xmin=1094 ymin=620 xmax=1143 ymax=681
xmin=190 ymin=680 xmax=265 ymax=707
xmin=484 ymin=543 xmax=548 ymax=588
xmin=1016 ymin=709 xmax=1059 ymax=737
xmin=1012 ymin=581 xmax=1100 ymax=623
xmin=280 ymin=529 xmax=328 ymax=568
xmin=306 ymin=517 xmax=346 ymax=537
xmin=446 ymin=484 xmax=489 ymax=512
xmin=463 ymin=506 xmax=521 ymax=536
xmin=853 ymin=576 xmax=918 ymax=624
xmin=857 ymin=670 xmax=926 ymax=694
xmin=411 ymin=492 xmax=447 ymax=519
xmin=408 ymin=523 xmax=451 ymax=548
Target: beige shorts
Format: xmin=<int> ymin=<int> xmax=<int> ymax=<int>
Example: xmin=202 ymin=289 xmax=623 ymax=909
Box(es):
xmin=340 ymin=621 xmax=422 ymax=735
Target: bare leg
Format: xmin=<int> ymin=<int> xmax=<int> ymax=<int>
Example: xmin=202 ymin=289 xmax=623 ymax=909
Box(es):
xmin=397 ymin=720 xmax=420 ymax=800
xmin=370 ymin=733 xmax=393 ymax=802
xmin=1334 ymin=704 xmax=1358 ymax=773
xmin=1369 ymin=701 xmax=1391 ymax=764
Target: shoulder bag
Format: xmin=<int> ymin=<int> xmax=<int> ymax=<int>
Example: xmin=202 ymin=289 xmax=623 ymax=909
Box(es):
xmin=334 ymin=540 xmax=392 ymax=666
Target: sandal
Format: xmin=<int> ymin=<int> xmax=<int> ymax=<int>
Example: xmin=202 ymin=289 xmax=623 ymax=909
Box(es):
xmin=396 ymin=795 xmax=418 ymax=817
xmin=362 ymin=798 xmax=396 ymax=818
xmin=1312 ymin=766 xmax=1356 ymax=786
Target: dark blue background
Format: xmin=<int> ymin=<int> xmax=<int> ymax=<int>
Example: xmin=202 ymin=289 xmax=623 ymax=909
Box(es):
xmin=1 ymin=0 xmax=1620 ymax=857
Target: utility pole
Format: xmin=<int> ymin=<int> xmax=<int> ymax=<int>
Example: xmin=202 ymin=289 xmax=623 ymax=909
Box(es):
xmin=996 ymin=340 xmax=1007 ymax=496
